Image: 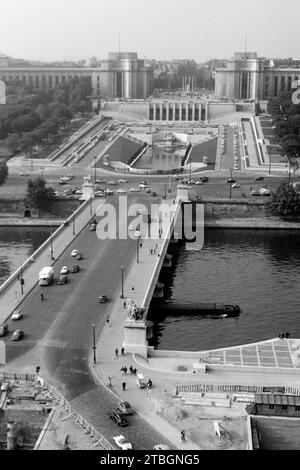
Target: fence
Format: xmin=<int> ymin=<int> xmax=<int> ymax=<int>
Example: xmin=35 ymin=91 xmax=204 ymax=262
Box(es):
xmin=0 ymin=371 xmax=114 ymax=450
xmin=175 ymin=383 xmax=300 ymax=395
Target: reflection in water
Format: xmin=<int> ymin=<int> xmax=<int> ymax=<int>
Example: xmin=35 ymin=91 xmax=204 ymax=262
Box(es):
xmin=148 ymin=229 xmax=300 ymax=351
xmin=0 ymin=227 xmax=54 ymax=285
xmin=134 ymin=145 xmax=186 ymax=170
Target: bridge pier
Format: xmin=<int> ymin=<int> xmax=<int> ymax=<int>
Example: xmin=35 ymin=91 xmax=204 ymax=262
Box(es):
xmin=162 ymin=254 xmax=172 ymax=268
xmin=153 ymin=282 xmax=164 ymax=299
xmin=123 ymin=319 xmax=149 ymax=357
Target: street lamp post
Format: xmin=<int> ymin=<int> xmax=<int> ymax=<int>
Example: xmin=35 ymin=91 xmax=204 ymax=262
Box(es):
xmin=121 ymin=266 xmax=124 ymax=298
xmin=20 ymin=265 xmax=24 ymax=295
xmin=73 ymin=217 xmax=75 ymax=236
xmin=92 ymin=324 xmax=97 ymax=364
xmin=189 ymin=157 xmax=192 ymax=184
xmin=268 ymin=149 xmax=272 ymax=174
xmin=50 ymin=232 xmax=54 ymax=260
xmin=136 ymin=236 xmax=140 ymax=263
xmin=94 ymin=156 xmax=97 ymax=184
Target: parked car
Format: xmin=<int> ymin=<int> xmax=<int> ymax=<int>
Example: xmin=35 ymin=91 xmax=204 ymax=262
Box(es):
xmin=259 ymin=188 xmax=271 ymax=196
xmin=251 ymin=190 xmax=261 ymax=196
xmin=107 ymin=180 xmax=117 ymax=185
xmin=104 ymin=189 xmax=114 ymax=196
xmin=98 ymin=295 xmax=108 ymax=303
xmin=57 ymin=274 xmax=68 ymax=285
xmin=200 ymin=177 xmax=209 ymax=183
xmin=129 ymin=187 xmax=139 ymax=192
xmin=151 ymin=192 xmax=157 ymax=197
xmin=12 ymin=310 xmax=22 ymax=321
xmin=146 ymin=188 xmax=152 ymax=193
xmin=113 ymin=435 xmax=132 ymax=450
xmin=227 ymin=178 xmax=236 ymax=184
xmin=196 ymin=180 xmax=203 ymax=185
xmin=94 ymin=191 xmax=105 ymax=197
xmin=117 ymin=401 xmax=133 ymax=415
xmin=76 ymin=253 xmax=83 ymax=260
xmin=108 ymin=410 xmax=128 ymax=427
xmin=232 ymin=183 xmax=240 ymax=188
xmin=11 ymin=329 xmax=24 ymax=341
xmin=71 ymin=265 xmax=80 ymax=273
xmin=60 ymin=266 xmax=69 ymax=275
xmin=154 ymin=444 xmax=171 ymax=450
xmin=118 ymin=179 xmax=128 ymax=183
xmin=117 ymin=188 xmax=127 ymax=194
xmin=254 ymin=176 xmax=264 ymax=181
xmin=75 ymin=190 xmax=83 ymax=195
xmin=0 ymin=323 xmax=8 ymax=337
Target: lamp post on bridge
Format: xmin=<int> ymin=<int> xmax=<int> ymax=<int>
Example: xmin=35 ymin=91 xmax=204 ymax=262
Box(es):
xmin=50 ymin=232 xmax=54 ymax=260
xmin=136 ymin=236 xmax=140 ymax=263
xmin=92 ymin=324 xmax=97 ymax=364
xmin=121 ymin=266 xmax=125 ymax=298
xmin=94 ymin=156 xmax=97 ymax=184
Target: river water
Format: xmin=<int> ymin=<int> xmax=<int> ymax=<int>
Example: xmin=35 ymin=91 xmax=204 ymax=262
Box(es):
xmin=148 ymin=228 xmax=300 ymax=351
xmin=0 ymin=227 xmax=53 ymax=286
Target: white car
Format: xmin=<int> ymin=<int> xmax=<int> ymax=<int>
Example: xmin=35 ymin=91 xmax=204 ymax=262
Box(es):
xmin=107 ymin=180 xmax=117 ymax=185
xmin=153 ymin=444 xmax=171 ymax=450
xmin=113 ymin=435 xmax=133 ymax=451
xmin=232 ymin=183 xmax=240 ymax=188
xmin=259 ymin=188 xmax=271 ymax=196
xmin=71 ymin=250 xmax=79 ymax=257
xmin=75 ymin=190 xmax=83 ymax=195
xmin=12 ymin=310 xmax=22 ymax=321
xmin=117 ymin=188 xmax=127 ymax=194
xmin=195 ymin=180 xmax=203 ymax=185
xmin=139 ymin=184 xmax=148 ymax=189
xmin=134 ymin=230 xmax=141 ymax=238
xmin=118 ymin=179 xmax=128 ymax=183
xmin=60 ymin=266 xmax=69 ymax=275
xmin=129 ymin=188 xmax=139 ymax=192
xmin=128 ymin=225 xmax=134 ymax=231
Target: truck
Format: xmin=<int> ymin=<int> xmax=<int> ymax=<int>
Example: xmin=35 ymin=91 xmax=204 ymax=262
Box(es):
xmin=39 ymin=267 xmax=54 ymax=286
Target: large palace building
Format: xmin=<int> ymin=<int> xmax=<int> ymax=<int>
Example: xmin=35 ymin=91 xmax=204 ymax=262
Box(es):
xmin=0 ymin=52 xmax=152 ymax=99
xmin=215 ymin=52 xmax=300 ymax=101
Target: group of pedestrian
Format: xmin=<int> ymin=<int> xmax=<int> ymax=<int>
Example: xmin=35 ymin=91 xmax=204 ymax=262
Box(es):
xmin=115 ymin=347 xmax=125 ymax=357
xmin=279 ymin=331 xmax=290 ymax=339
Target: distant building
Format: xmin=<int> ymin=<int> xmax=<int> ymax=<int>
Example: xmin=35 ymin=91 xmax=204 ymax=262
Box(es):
xmin=0 ymin=52 xmax=152 ymax=99
xmin=215 ymin=52 xmax=300 ymax=101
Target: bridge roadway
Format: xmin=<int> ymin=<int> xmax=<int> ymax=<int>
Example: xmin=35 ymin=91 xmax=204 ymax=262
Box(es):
xmin=3 ymin=194 xmax=172 ymax=450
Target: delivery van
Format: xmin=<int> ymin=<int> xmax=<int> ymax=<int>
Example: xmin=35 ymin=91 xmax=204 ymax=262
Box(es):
xmin=39 ymin=267 xmax=54 ymax=286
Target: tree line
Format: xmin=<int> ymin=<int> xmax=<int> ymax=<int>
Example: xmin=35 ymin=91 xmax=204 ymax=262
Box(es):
xmin=267 ymin=90 xmax=300 ymax=177
xmin=0 ymin=77 xmax=93 ymax=156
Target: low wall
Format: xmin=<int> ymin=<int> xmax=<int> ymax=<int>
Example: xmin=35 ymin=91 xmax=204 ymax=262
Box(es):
xmin=198 ymin=199 xmax=266 ymax=219
xmin=0 ymin=199 xmax=80 ymax=219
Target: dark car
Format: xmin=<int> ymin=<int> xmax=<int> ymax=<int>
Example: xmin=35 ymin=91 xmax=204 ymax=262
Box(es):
xmin=11 ymin=329 xmax=24 ymax=341
xmin=76 ymin=253 xmax=83 ymax=260
xmin=200 ymin=176 xmax=209 ymax=183
xmin=226 ymin=178 xmax=236 ymax=184
xmin=57 ymin=274 xmax=68 ymax=285
xmin=71 ymin=265 xmax=80 ymax=273
xmin=108 ymin=409 xmax=128 ymax=427
xmin=254 ymin=176 xmax=264 ymax=181
xmin=0 ymin=323 xmax=8 ymax=337
xmin=151 ymin=192 xmax=157 ymax=197
xmin=117 ymin=401 xmax=133 ymax=415
xmin=98 ymin=295 xmax=108 ymax=303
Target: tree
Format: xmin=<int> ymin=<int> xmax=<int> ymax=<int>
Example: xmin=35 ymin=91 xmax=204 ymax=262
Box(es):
xmin=266 ymin=182 xmax=300 ymax=218
xmin=25 ymin=177 xmax=56 ymax=217
xmin=6 ymin=133 xmax=21 ymax=154
xmin=0 ymin=162 xmax=8 ymax=186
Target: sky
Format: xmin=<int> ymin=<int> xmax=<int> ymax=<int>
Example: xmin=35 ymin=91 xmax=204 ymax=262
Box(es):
xmin=0 ymin=0 xmax=299 ymax=62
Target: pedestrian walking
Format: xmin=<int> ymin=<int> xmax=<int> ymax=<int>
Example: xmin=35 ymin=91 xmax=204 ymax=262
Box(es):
xmin=123 ymin=366 xmax=128 ymax=375
xmin=150 ymin=249 xmax=153 ymax=255
xmin=35 ymin=366 xmax=40 ymax=374
xmin=40 ymin=293 xmax=44 ymax=301
xmin=131 ymin=286 xmax=135 ymax=292
xmin=108 ymin=376 xmax=112 ymax=386
xmin=180 ymin=430 xmax=186 ymax=442
xmin=123 ymin=301 xmax=126 ymax=309
xmin=115 ymin=348 xmax=119 ymax=357
xmin=121 ymin=347 xmax=125 ymax=355
xmin=129 ymin=365 xmax=133 ymax=375
xmin=120 ymin=367 xmax=125 ymax=374
xmin=122 ymin=382 xmax=126 ymax=391
xmin=132 ymin=367 xmax=137 ymax=375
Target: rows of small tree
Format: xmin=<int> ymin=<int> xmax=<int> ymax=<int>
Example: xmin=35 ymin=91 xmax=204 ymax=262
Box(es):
xmin=0 ymin=77 xmax=93 ymax=156
xmin=267 ymin=91 xmax=300 ymax=178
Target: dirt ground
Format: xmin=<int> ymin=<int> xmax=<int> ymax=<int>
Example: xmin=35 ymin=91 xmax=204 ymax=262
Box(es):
xmin=148 ymin=389 xmax=249 ymax=450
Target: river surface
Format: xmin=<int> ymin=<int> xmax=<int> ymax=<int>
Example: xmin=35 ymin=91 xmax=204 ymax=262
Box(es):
xmin=148 ymin=229 xmax=300 ymax=351
xmin=0 ymin=227 xmax=53 ymax=285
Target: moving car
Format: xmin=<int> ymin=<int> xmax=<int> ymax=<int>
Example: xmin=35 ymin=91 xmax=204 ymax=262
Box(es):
xmin=60 ymin=266 xmax=69 ymax=275
xmin=107 ymin=180 xmax=117 ymax=185
xmin=12 ymin=310 xmax=22 ymax=321
xmin=116 ymin=188 xmax=127 ymax=194
xmin=113 ymin=435 xmax=132 ymax=450
xmin=254 ymin=176 xmax=264 ymax=181
xmin=227 ymin=178 xmax=236 ymax=184
xmin=0 ymin=323 xmax=8 ymax=336
xmin=76 ymin=253 xmax=83 ymax=260
xmin=134 ymin=230 xmax=141 ymax=238
xmin=98 ymin=295 xmax=108 ymax=303
xmin=118 ymin=179 xmax=128 ymax=183
xmin=129 ymin=187 xmax=139 ymax=192
xmin=108 ymin=410 xmax=128 ymax=426
xmin=200 ymin=176 xmax=209 ymax=183
xmin=71 ymin=250 xmax=79 ymax=257
xmin=71 ymin=265 xmax=80 ymax=273
xmin=117 ymin=401 xmax=133 ymax=415
xmin=195 ymin=180 xmax=203 ymax=185
xmin=94 ymin=191 xmax=105 ymax=197
xmin=11 ymin=329 xmax=24 ymax=341
xmin=232 ymin=183 xmax=240 ymax=188
xmin=259 ymin=188 xmax=271 ymax=196
xmin=104 ymin=189 xmax=114 ymax=195
xmin=251 ymin=190 xmax=261 ymax=196
xmin=146 ymin=188 xmax=152 ymax=193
